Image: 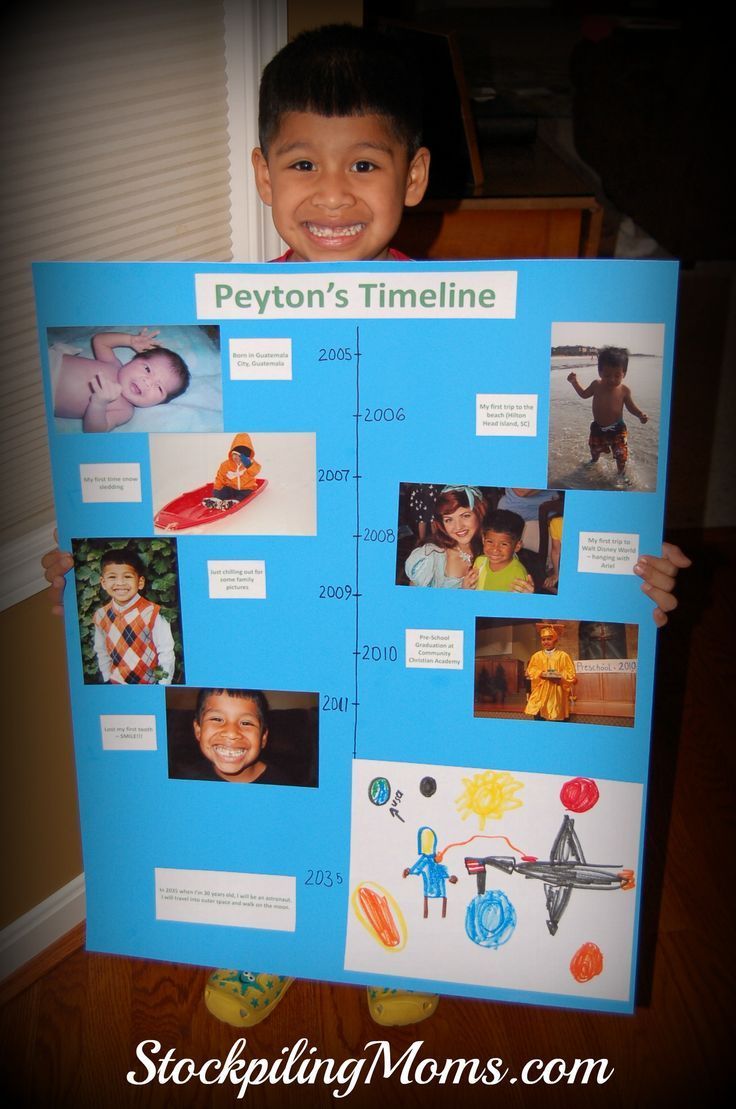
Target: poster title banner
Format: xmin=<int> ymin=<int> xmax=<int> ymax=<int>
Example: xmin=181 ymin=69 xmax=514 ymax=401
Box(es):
xmin=195 ymin=271 xmax=517 ymax=319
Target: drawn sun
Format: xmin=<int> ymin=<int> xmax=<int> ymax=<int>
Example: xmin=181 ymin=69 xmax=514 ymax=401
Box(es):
xmin=455 ymin=770 xmax=524 ymax=829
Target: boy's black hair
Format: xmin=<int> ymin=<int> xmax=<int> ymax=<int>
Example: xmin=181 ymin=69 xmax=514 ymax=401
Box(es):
xmin=258 ymin=24 xmax=423 ymax=156
xmin=100 ymin=546 xmax=146 ymax=579
xmin=142 ymin=346 xmax=190 ymax=402
xmin=194 ymin=689 xmax=270 ymax=730
xmin=481 ymin=509 xmax=525 ymax=544
xmin=597 ymin=346 xmax=629 ymax=375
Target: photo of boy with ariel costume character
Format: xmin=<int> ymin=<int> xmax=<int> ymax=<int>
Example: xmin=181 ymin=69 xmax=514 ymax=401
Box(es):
xmin=202 ymin=433 xmax=261 ymax=509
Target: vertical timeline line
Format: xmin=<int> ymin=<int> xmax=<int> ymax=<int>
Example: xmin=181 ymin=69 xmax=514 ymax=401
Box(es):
xmin=352 ymin=324 xmax=361 ymax=759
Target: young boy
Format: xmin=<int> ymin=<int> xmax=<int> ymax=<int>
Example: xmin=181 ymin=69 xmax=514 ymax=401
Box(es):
xmin=567 ymin=346 xmax=648 ymax=485
xmin=53 ymin=327 xmax=190 ymax=431
xmin=524 ymin=623 xmax=577 ymax=722
xmin=192 ymin=688 xmax=271 ymax=783
xmin=43 ymin=21 xmax=690 ymax=1027
xmin=92 ymin=546 xmax=174 ymax=685
xmin=202 ymin=433 xmax=261 ymax=509
xmin=474 ymin=508 xmax=534 ymax=592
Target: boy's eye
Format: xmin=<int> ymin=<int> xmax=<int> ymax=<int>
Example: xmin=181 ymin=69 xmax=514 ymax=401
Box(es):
xmin=351 ymin=160 xmax=376 ymax=173
xmin=290 ymin=159 xmax=315 ymax=171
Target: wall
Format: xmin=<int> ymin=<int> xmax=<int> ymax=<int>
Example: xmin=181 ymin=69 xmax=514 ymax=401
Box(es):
xmin=288 ymin=0 xmax=362 ymax=37
xmin=0 ymin=591 xmax=81 ymax=929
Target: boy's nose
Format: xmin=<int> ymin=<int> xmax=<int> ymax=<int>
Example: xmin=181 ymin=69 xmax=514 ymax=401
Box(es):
xmin=313 ymin=171 xmax=354 ymax=210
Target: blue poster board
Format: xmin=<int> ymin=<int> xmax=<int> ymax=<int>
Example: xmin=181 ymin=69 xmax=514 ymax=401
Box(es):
xmin=34 ymin=259 xmax=677 ymax=1013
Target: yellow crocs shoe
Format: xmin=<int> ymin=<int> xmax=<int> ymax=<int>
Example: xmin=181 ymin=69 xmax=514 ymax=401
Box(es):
xmin=204 ymin=970 xmax=294 ymax=1027
xmin=366 ymin=985 xmax=439 ymax=1026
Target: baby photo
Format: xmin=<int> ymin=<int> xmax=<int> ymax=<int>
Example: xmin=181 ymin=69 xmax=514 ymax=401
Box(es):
xmin=72 ymin=537 xmax=185 ymax=686
xmin=165 ymin=687 xmax=319 ymax=787
xmin=48 ymin=324 xmax=222 ymax=434
xmin=396 ymin=484 xmax=564 ymax=594
xmin=547 ymin=322 xmax=664 ymax=492
xmin=474 ymin=618 xmax=638 ymax=727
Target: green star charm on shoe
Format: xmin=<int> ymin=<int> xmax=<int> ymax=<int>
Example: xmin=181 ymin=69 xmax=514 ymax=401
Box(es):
xmin=204 ymin=970 xmax=294 ymax=1027
xmin=366 ymin=985 xmax=439 ymax=1026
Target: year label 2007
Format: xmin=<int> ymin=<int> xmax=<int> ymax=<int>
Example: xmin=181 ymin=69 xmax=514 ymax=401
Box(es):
xmin=318 ymin=468 xmax=351 ymax=482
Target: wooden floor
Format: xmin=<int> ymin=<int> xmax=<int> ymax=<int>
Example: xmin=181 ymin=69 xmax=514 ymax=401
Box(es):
xmin=1 ymin=528 xmax=733 ymax=1108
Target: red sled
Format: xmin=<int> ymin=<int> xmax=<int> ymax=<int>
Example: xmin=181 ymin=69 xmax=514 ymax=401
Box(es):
xmin=154 ymin=478 xmax=268 ymax=531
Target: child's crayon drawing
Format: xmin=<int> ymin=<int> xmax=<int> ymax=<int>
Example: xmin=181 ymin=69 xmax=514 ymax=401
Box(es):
xmin=345 ymin=760 xmax=642 ymax=1003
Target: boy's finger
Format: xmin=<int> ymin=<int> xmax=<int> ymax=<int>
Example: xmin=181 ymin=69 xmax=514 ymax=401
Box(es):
xmin=634 ymin=554 xmax=677 ymax=582
xmin=661 ymin=541 xmax=692 ymax=568
xmin=641 ymin=581 xmax=678 ymax=611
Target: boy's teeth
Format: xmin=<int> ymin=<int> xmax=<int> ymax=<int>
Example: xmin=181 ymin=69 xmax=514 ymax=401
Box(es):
xmin=214 ymin=746 xmax=245 ymax=760
xmin=305 ymin=222 xmax=364 ymax=238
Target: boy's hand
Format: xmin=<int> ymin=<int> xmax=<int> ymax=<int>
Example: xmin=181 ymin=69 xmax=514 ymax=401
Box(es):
xmin=567 ymin=372 xmax=578 ymax=383
xmin=129 ymin=327 xmax=161 ymax=353
xmin=41 ymin=530 xmax=73 ymax=615
xmin=511 ymin=577 xmax=535 ymax=593
xmin=89 ymin=373 xmax=123 ymax=407
xmin=461 ymin=566 xmax=480 ymax=589
xmin=639 ymin=413 xmax=649 ymax=424
xmin=634 ymin=542 xmax=691 ymax=627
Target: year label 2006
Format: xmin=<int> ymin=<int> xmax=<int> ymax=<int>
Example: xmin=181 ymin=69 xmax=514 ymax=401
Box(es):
xmin=363 ymin=407 xmax=405 ymax=423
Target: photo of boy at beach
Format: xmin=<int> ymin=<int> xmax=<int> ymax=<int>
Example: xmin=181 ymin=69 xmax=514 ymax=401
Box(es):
xmin=547 ymin=322 xmax=664 ymax=492
xmin=165 ymin=687 xmax=318 ymax=787
xmin=474 ymin=617 xmax=638 ymax=727
xmin=396 ymin=483 xmax=564 ymax=593
xmin=48 ymin=324 xmax=222 ymax=434
xmin=72 ymin=537 xmax=184 ymax=685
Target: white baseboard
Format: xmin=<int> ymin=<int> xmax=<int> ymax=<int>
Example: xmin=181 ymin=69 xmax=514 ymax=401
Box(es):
xmin=0 ymin=874 xmax=86 ymax=981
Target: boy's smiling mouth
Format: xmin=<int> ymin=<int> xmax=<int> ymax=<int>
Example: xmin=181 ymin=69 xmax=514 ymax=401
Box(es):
xmin=303 ymin=220 xmax=366 ymax=239
xmin=212 ymin=744 xmax=249 ymax=762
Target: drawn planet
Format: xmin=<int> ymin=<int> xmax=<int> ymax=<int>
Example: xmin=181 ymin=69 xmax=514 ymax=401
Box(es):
xmin=419 ymin=776 xmax=437 ymax=797
xmin=368 ymin=776 xmax=391 ymax=806
xmin=570 ymin=941 xmax=604 ymax=982
xmin=465 ymin=890 xmax=517 ymax=949
xmin=560 ymin=776 xmax=600 ymax=813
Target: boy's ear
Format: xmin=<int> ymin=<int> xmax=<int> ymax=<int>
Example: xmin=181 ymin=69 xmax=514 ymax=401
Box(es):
xmin=251 ymin=148 xmax=273 ymax=206
xmin=404 ymin=147 xmax=430 ymax=208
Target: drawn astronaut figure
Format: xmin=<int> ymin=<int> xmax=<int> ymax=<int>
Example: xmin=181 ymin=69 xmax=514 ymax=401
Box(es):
xmin=403 ymin=826 xmax=458 ymax=918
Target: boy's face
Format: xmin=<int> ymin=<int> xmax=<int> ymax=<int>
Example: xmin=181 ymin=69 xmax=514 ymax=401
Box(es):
xmin=482 ymin=529 xmax=521 ymax=569
xmin=599 ymin=365 xmax=625 ymax=389
xmin=118 ymin=352 xmax=180 ymax=408
xmin=193 ymin=693 xmax=268 ymax=782
xmin=540 ymin=628 xmax=558 ymax=649
xmin=252 ymin=112 xmax=429 ymax=262
xmin=100 ymin=562 xmax=144 ymax=605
